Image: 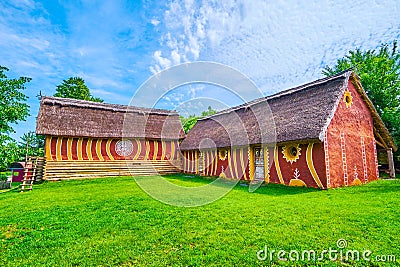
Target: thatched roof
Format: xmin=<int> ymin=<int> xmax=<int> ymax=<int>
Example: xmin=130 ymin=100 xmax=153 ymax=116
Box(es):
xmin=180 ymin=71 xmax=397 ymax=151
xmin=36 ymin=97 xmax=185 ymax=140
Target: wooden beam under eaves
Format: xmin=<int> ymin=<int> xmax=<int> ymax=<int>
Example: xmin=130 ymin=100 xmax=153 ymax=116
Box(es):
xmin=374 ymin=127 xmax=388 ymax=149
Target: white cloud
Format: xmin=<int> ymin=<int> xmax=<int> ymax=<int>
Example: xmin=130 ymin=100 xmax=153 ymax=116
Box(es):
xmin=152 ymin=0 xmax=400 ymax=96
xmin=151 ymin=19 xmax=160 ymax=26
xmin=152 ymin=50 xmax=172 ymax=72
xmin=170 ymin=50 xmax=181 ymax=65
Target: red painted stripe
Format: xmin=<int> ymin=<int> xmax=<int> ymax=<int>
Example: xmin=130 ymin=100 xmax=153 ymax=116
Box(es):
xmin=61 ymin=138 xmax=68 ymax=160
xmin=91 ymin=139 xmax=99 ymax=160
xmin=101 ymin=139 xmax=109 ymax=160
xmin=50 ymin=138 xmax=57 ymax=160
xmin=71 ymin=138 xmax=78 ymax=160
xmin=164 ymin=141 xmax=171 ymax=160
xmin=157 ymin=141 xmax=163 ymax=160
xmin=81 ymin=139 xmax=88 ymax=160
xmin=138 ymin=139 xmax=146 ymax=159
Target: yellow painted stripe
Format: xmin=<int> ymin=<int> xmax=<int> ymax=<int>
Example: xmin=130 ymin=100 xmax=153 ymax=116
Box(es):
xmin=190 ymin=151 xmax=194 ymax=172
xmin=152 ymin=140 xmax=158 ymax=160
xmin=56 ymin=137 xmax=62 ymax=161
xmin=184 ymin=151 xmax=187 ymax=171
xmin=133 ymin=139 xmax=141 ymax=160
xmin=145 ymin=140 xmax=150 ymax=160
xmin=187 ymin=151 xmax=190 ymax=172
xmin=161 ymin=141 xmax=166 ymax=160
xmin=240 ymin=148 xmax=246 ymax=180
xmin=249 ymin=147 xmax=254 ymax=180
xmin=106 ymin=139 xmax=114 ymax=160
xmin=77 ymin=138 xmax=83 ymax=160
xmin=274 ymin=146 xmax=284 ymax=184
xmin=46 ymin=136 xmax=52 ymax=161
xmin=191 ymin=151 xmax=194 ymax=173
xmin=182 ymin=151 xmax=185 ymax=171
xmin=232 ymin=148 xmax=238 ymax=179
xmin=209 ymin=150 xmax=213 ymax=175
xmin=226 ymin=150 xmax=230 ymax=177
xmin=87 ymin=139 xmax=93 ymax=160
xmin=195 ymin=151 xmax=199 ymax=174
xmin=264 ymin=146 xmax=269 ymax=183
xmin=193 ymin=151 xmax=196 ymax=173
xmin=67 ymin=138 xmax=73 ymax=160
xmin=207 ymin=150 xmax=211 ymax=176
xmin=306 ymin=143 xmax=324 ymax=189
xmin=171 ymin=141 xmax=175 ymax=160
xmin=188 ymin=151 xmax=191 ymax=172
xmin=214 ymin=149 xmax=218 ymax=176
xmin=211 ymin=150 xmax=215 ymax=176
xmin=204 ymin=150 xmax=208 ymax=176
xmin=96 ymin=140 xmax=104 ymax=161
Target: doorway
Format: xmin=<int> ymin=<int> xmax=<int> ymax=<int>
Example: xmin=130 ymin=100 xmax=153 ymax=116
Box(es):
xmin=254 ymin=146 xmax=264 ymax=181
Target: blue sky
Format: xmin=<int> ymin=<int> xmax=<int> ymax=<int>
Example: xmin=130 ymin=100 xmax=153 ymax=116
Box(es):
xmin=1 ymin=0 xmax=399 ymax=140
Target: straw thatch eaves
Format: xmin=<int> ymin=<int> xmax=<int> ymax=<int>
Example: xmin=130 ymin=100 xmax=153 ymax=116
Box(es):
xmin=180 ymin=71 xmax=397 ymax=151
xmin=36 ymin=97 xmax=185 ymax=140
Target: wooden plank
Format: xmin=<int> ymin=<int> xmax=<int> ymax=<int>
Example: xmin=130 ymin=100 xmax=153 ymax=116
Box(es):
xmin=387 ymin=148 xmax=395 ymax=179
xmin=42 ymin=159 xmax=180 ymax=180
xmin=374 ymin=127 xmax=388 ymax=149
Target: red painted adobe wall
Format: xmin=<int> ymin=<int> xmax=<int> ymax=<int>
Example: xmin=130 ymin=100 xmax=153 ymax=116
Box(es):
xmin=269 ymin=143 xmax=327 ymax=188
xmin=46 ymin=137 xmax=179 ymax=161
xmin=182 ymin=144 xmax=326 ymax=189
xmin=181 ymin=148 xmax=250 ymax=179
xmin=325 ymin=80 xmax=378 ymax=188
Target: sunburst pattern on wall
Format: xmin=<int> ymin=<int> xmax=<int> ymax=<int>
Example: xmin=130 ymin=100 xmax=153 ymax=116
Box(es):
xmin=218 ymin=149 xmax=227 ymax=160
xmin=282 ymin=144 xmax=301 ymax=164
xmin=343 ymin=90 xmax=353 ymax=108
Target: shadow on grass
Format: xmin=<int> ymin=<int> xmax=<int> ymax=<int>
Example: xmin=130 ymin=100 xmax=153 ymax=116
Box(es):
xmin=5 ymin=174 xmax=397 ymax=199
xmin=161 ymin=173 xmax=319 ymax=196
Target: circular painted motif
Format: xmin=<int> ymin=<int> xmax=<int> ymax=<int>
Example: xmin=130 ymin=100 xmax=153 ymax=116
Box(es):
xmin=282 ymin=144 xmax=301 ymax=164
xmin=115 ymin=140 xmax=134 ymax=157
xmin=343 ymin=90 xmax=353 ymax=108
xmin=218 ymin=149 xmax=228 ymax=160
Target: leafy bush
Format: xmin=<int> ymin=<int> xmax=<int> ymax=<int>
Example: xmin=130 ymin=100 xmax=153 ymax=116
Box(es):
xmin=0 ymin=172 xmax=8 ymax=181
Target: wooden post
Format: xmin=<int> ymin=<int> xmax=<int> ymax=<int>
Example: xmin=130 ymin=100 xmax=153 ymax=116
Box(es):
xmin=387 ymin=148 xmax=395 ymax=179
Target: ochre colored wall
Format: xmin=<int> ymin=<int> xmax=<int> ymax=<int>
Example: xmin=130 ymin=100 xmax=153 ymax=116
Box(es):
xmin=181 ymin=143 xmax=327 ymax=189
xmin=325 ymin=80 xmax=378 ymax=188
xmin=45 ymin=137 xmax=179 ymax=161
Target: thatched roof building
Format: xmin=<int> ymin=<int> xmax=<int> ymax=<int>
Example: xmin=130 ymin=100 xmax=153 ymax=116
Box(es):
xmin=36 ymin=97 xmax=185 ymax=180
xmin=179 ymin=70 xmax=396 ymax=188
xmin=37 ymin=96 xmax=185 ymax=140
xmin=180 ymin=71 xmax=396 ymax=151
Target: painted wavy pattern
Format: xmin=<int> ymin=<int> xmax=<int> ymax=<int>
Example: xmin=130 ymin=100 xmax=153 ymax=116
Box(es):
xmin=46 ymin=137 xmax=178 ymax=161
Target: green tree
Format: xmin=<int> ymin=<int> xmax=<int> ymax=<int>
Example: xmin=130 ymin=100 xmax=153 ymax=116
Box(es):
xmin=323 ymin=41 xmax=400 ymax=160
xmin=18 ymin=131 xmax=45 ymax=158
xmin=0 ymin=66 xmax=30 ymax=171
xmin=0 ymin=137 xmax=22 ymax=171
xmin=180 ymin=106 xmax=217 ymax=134
xmin=54 ymin=77 xmax=103 ymax=102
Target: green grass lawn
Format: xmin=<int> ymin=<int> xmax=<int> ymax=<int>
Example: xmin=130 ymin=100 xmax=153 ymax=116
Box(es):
xmin=0 ymin=175 xmax=399 ymax=266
